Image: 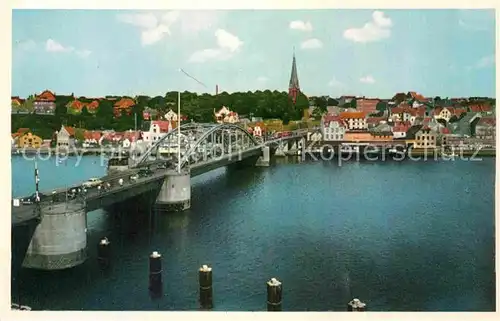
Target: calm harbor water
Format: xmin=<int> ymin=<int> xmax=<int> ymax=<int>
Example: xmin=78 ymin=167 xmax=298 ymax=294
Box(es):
xmin=11 ymin=155 xmax=496 ymax=311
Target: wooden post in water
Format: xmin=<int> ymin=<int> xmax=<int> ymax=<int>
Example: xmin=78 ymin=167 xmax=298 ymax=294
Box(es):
xmin=347 ymin=298 xmax=366 ymax=311
xmin=149 ymin=251 xmax=163 ymax=295
xmin=198 ymin=264 xmax=213 ymax=309
xmin=266 ymin=277 xmax=282 ymax=311
xmin=97 ymin=237 xmax=111 ymax=268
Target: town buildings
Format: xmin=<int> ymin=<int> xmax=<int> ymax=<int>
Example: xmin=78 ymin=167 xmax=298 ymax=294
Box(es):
xmin=33 ymin=90 xmax=57 ymax=114
xmin=321 ymin=114 xmax=346 ymax=141
xmin=214 ymin=106 xmax=239 ymax=124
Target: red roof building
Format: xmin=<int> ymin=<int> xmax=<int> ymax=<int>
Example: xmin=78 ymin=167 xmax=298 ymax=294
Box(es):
xmin=356 ymin=98 xmax=380 ymax=114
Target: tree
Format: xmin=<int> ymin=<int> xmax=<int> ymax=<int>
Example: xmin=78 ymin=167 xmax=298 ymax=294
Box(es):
xmin=437 ymin=118 xmax=447 ymax=127
xmin=350 ymin=99 xmax=357 ymax=108
xmin=376 ymin=101 xmax=387 ymax=112
xmin=327 ymin=98 xmax=338 ymax=106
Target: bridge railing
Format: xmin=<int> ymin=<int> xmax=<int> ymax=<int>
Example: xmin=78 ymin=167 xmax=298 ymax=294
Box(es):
xmin=14 ymin=164 xmax=159 ymax=205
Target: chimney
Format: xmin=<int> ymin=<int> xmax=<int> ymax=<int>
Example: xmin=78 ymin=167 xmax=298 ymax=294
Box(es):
xmin=216 ymin=84 xmax=219 ymax=95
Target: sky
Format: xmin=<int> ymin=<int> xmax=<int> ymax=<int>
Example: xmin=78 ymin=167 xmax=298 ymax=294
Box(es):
xmin=11 ymin=9 xmax=496 ymax=98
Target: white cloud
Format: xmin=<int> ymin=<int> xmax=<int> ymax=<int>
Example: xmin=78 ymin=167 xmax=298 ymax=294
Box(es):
xmin=215 ymin=29 xmax=243 ymax=52
xmin=328 ymin=77 xmax=342 ymax=87
xmin=188 ymin=48 xmax=231 ymax=63
xmin=343 ymin=11 xmax=392 ymax=43
xmin=117 ymin=13 xmax=159 ymax=29
xmin=117 ymin=11 xmax=177 ymax=46
xmin=46 ymin=39 xmax=73 ymax=52
xmin=300 ymin=38 xmax=323 ymax=50
xmin=117 ymin=10 xmax=222 ymax=46
xmin=474 ymin=54 xmax=495 ymax=69
xmin=360 ymin=75 xmax=375 ymax=84
xmin=289 ymin=20 xmax=313 ymax=31
xmin=16 ymin=39 xmax=36 ymax=51
xmin=177 ymin=11 xmax=221 ymax=34
xmin=141 ymin=24 xmax=171 ymax=46
xmin=257 ymin=76 xmax=268 ymax=82
xmin=45 ymin=39 xmax=91 ymax=59
xmin=188 ymin=29 xmax=243 ymax=63
xmin=76 ymin=49 xmax=92 ymax=58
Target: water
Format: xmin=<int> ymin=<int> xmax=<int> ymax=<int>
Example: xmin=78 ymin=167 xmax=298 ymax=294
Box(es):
xmin=11 ymin=155 xmax=496 ymax=311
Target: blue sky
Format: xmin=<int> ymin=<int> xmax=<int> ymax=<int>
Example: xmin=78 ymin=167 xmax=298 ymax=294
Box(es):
xmin=12 ymin=9 xmax=496 ymax=98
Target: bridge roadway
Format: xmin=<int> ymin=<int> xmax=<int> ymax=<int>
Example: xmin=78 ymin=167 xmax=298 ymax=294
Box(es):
xmin=11 ymin=141 xmax=288 ymax=225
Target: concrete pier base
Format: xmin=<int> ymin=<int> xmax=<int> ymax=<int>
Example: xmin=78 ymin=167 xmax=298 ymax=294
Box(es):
xmin=255 ymin=146 xmax=270 ymax=167
xmin=156 ymin=169 xmax=191 ymax=212
xmin=22 ymin=201 xmax=87 ymax=270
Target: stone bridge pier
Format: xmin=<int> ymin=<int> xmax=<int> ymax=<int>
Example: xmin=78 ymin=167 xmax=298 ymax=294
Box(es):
xmin=23 ymin=201 xmax=87 ymax=270
xmin=155 ymin=169 xmax=191 ymax=212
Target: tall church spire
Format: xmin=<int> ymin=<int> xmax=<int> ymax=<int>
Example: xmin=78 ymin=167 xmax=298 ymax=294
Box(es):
xmin=288 ymin=48 xmax=300 ymax=104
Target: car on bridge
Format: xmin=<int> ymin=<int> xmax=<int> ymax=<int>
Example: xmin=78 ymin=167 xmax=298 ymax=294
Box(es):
xmin=82 ymin=178 xmax=103 ymax=188
xmin=138 ymin=168 xmax=153 ymax=177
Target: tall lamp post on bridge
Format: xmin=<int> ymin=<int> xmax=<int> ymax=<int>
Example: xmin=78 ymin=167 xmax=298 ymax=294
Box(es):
xmin=178 ymin=68 xmax=208 ymax=173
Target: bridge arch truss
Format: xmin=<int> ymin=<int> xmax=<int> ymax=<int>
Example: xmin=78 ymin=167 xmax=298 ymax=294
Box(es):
xmin=131 ymin=122 xmax=261 ymax=170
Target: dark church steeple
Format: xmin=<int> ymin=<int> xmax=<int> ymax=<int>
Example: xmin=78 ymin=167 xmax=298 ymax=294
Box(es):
xmin=288 ymin=48 xmax=300 ymax=104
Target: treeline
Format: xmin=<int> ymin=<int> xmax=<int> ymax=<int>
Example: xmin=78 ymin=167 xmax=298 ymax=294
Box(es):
xmin=12 ymin=90 xmax=310 ymax=139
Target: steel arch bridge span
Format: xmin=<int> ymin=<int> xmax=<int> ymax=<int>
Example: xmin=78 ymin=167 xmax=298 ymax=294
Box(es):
xmin=131 ymin=123 xmax=261 ymax=170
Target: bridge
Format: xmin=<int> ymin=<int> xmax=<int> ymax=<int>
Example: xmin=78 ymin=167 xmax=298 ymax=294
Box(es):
xmin=11 ymin=122 xmax=308 ymax=271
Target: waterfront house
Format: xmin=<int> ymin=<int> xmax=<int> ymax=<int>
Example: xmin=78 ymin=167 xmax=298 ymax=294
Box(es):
xmin=82 ymin=131 xmax=102 ymax=147
xmin=18 ymin=132 xmax=43 ymax=149
xmin=321 ymin=113 xmax=346 ymax=141
xmin=392 ymin=121 xmax=411 ymax=139
xmin=141 ymin=120 xmax=174 ymax=146
xmin=356 ymin=98 xmax=380 ymax=115
xmin=339 ymin=111 xmax=367 ymax=131
xmin=113 ymin=97 xmax=136 ymax=117
xmin=56 ymin=125 xmax=76 ymax=148
xmin=99 ymin=132 xmax=120 ymax=146
xmin=414 ymin=127 xmax=437 ymax=149
xmin=307 ymin=130 xmax=322 ymax=142
xmin=121 ymin=131 xmax=142 ymax=149
xmin=34 ymin=90 xmax=56 ymax=114
xmin=474 ymin=117 xmax=495 ymax=140
xmin=343 ymin=132 xmax=373 ymax=141
xmin=214 ymin=106 xmax=239 ymax=124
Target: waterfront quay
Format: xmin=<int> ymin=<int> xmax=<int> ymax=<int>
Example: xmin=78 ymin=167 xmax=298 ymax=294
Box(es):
xmin=10 ymin=154 xmax=495 ymax=311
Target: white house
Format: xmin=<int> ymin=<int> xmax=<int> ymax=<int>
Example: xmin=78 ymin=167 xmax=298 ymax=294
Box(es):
xmin=141 ymin=120 xmax=172 ymax=146
xmin=321 ymin=113 xmax=346 ymax=141
xmin=339 ymin=111 xmax=367 ymax=131
xmin=414 ymin=126 xmax=437 ymax=148
xmin=433 ymin=107 xmax=453 ymax=122
xmin=164 ymin=109 xmax=179 ymax=121
xmin=253 ymin=125 xmax=263 ymax=137
xmin=56 ymin=125 xmax=76 ymax=148
xmin=214 ymin=106 xmax=239 ymax=124
xmin=307 ymin=131 xmax=323 ymax=141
